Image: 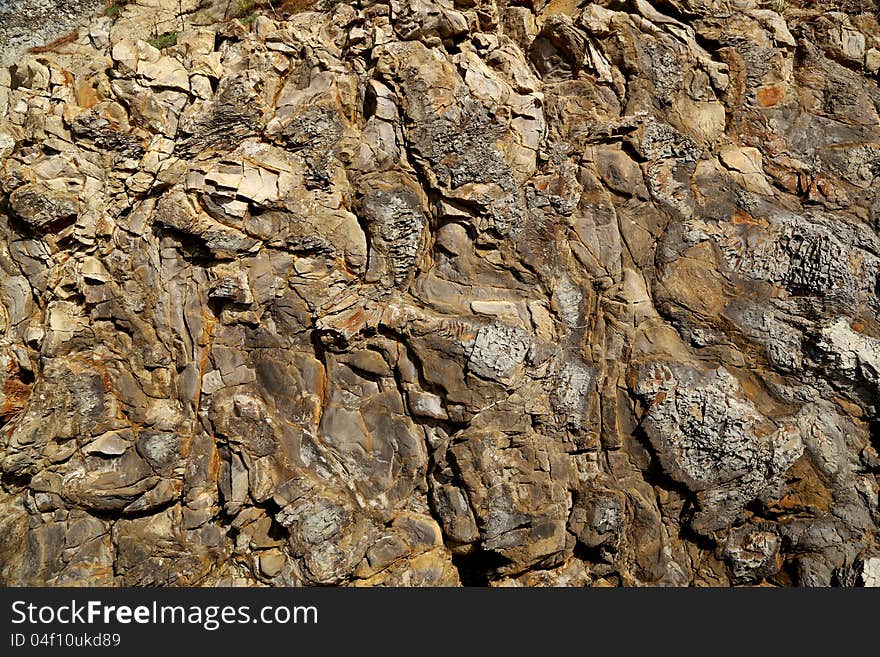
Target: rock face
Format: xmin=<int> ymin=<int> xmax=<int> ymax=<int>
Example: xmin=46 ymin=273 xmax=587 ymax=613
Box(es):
xmin=1 ymin=0 xmax=880 ymax=587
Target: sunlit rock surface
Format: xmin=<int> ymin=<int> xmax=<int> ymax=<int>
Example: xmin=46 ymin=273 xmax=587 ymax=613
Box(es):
xmin=1 ymin=0 xmax=880 ymax=586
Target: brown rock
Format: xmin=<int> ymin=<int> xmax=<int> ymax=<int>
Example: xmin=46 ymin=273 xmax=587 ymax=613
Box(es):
xmin=1 ymin=0 xmax=879 ymax=588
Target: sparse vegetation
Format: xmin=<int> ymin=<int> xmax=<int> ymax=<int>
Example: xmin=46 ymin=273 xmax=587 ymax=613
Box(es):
xmin=227 ymin=0 xmax=319 ymax=21
xmin=761 ymin=0 xmax=791 ymax=14
xmin=147 ymin=31 xmax=179 ymax=49
xmin=241 ymin=11 xmax=261 ymax=26
xmin=279 ymin=0 xmax=321 ymax=13
xmin=104 ymin=0 xmax=129 ymax=18
xmin=234 ymin=0 xmax=258 ymax=16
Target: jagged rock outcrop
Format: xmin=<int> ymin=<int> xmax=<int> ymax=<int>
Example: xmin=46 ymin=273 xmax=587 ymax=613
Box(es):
xmin=1 ymin=0 xmax=880 ymax=586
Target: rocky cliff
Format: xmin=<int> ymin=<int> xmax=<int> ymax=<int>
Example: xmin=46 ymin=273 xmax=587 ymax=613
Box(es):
xmin=1 ymin=0 xmax=880 ymax=586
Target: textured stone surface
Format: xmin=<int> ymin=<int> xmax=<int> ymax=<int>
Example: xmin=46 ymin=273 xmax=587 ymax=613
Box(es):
xmin=2 ymin=0 xmax=880 ymax=587
xmin=0 ymin=0 xmax=105 ymax=66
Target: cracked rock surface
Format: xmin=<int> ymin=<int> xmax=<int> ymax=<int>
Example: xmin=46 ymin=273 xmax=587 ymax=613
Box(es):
xmin=1 ymin=0 xmax=880 ymax=586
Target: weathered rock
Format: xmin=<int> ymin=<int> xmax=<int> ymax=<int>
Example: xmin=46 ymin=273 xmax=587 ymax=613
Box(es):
xmin=2 ymin=0 xmax=880 ymax=588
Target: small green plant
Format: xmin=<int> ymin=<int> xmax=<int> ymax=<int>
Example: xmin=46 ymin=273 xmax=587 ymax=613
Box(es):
xmin=147 ymin=31 xmax=179 ymax=49
xmin=241 ymin=11 xmax=261 ymax=25
xmin=104 ymin=0 xmax=129 ymax=17
xmin=233 ymin=0 xmax=257 ymax=16
xmin=761 ymin=0 xmax=790 ymax=14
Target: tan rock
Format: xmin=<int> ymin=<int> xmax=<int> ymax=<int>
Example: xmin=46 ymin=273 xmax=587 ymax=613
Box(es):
xmin=719 ymin=146 xmax=775 ymax=195
xmin=866 ymin=48 xmax=880 ymax=74
xmin=1 ymin=0 xmax=879 ymax=590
